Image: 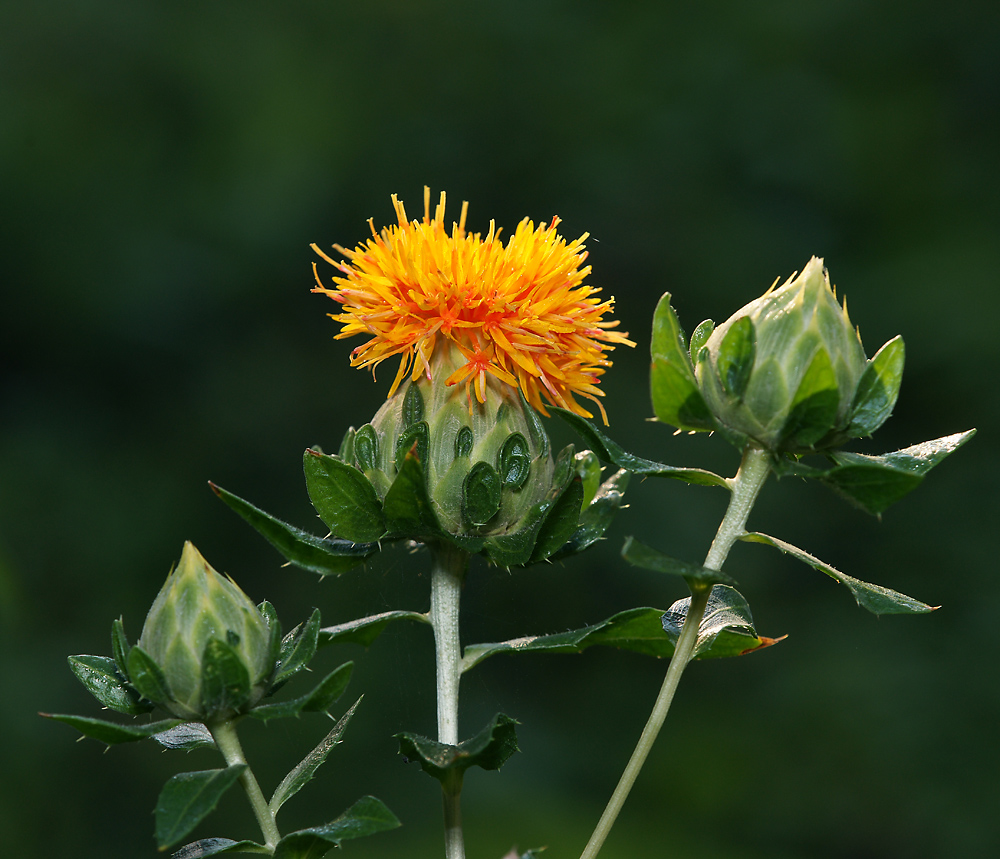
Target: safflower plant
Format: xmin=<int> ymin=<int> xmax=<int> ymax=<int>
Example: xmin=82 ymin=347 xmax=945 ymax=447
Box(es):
xmin=45 ymin=189 xmax=973 ymax=859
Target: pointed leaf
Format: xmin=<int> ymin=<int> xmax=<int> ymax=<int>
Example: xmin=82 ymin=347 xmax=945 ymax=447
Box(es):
xmin=270 ymin=699 xmax=360 ymax=816
xmin=210 ymin=482 xmax=376 ymax=576
xmin=650 ymin=293 xmax=717 ymax=431
xmin=111 ymin=616 xmax=131 ymax=676
xmin=689 ymin=318 xmax=715 ymax=360
xmin=155 ymin=766 xmax=247 ymax=850
xmin=41 ymin=712 xmax=184 ymax=745
xmin=275 ymin=609 xmax=321 ymax=685
xmin=849 ymin=335 xmax=905 ymax=437
xmin=200 ymin=638 xmax=251 ymax=718
xmin=126 ymin=644 xmax=172 ymax=705
xmin=273 ymin=796 xmax=400 ymax=858
xmin=258 ymin=600 xmax=283 ymax=678
xmin=460 ymin=603 xmax=777 ymax=673
xmin=249 ymin=663 xmax=353 ymax=722
xmin=318 ymin=610 xmax=430 ymax=648
xmin=301 ymin=662 xmax=354 ymax=713
xmin=154 ymin=722 xmax=216 ymax=751
xmin=551 ymin=469 xmax=630 ymax=559
xmin=716 ymin=315 xmax=756 ymax=398
xmin=68 ymin=654 xmax=150 ymax=715
xmin=170 ymin=838 xmax=269 ymax=858
xmin=741 ymin=531 xmax=936 ymax=615
xmin=550 ymin=408 xmax=729 ymax=487
xmin=621 ymin=536 xmax=737 ymax=585
xmin=778 ymin=430 xmax=976 ymax=515
xmin=395 ymin=713 xmax=519 ymax=782
xmin=303 ymin=449 xmax=386 ymax=542
xmin=529 ymin=477 xmax=583 ymax=563
xmin=382 ymin=448 xmax=444 ymax=538
xmin=782 ymin=347 xmax=840 ymax=449
xmin=661 ymin=585 xmax=777 ymax=658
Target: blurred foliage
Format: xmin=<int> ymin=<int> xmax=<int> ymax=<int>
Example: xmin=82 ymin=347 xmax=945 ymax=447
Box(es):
xmin=1 ymin=1 xmax=996 ymax=857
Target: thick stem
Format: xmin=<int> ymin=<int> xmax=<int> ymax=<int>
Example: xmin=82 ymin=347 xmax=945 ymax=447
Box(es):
xmin=429 ymin=543 xmax=470 ymax=859
xmin=210 ymin=719 xmax=281 ymax=852
xmin=579 ymin=445 xmax=772 ymax=859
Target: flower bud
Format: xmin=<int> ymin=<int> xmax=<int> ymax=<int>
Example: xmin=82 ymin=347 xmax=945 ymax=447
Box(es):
xmin=351 ymin=342 xmax=554 ymax=538
xmin=694 ymin=257 xmax=891 ymax=453
xmin=136 ymin=542 xmax=273 ymax=720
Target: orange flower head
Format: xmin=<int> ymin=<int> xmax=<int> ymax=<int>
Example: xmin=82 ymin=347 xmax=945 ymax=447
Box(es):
xmin=311 ymin=188 xmax=634 ymax=423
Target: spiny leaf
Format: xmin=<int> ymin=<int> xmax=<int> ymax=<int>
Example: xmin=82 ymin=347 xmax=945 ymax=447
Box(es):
xmin=740 ymin=531 xmax=936 ymax=615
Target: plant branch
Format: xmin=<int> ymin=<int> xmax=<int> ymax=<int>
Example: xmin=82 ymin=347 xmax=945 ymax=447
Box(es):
xmin=429 ymin=542 xmax=471 ymax=859
xmin=210 ymin=718 xmax=281 ymax=853
xmin=579 ymin=444 xmax=772 ymax=859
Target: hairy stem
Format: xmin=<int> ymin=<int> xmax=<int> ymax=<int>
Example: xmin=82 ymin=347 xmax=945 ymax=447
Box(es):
xmin=429 ymin=543 xmax=471 ymax=859
xmin=210 ymin=719 xmax=281 ymax=852
xmin=579 ymin=445 xmax=772 ymax=859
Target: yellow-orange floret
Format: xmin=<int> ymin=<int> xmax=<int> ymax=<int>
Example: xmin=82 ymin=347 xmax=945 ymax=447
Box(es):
xmin=311 ymin=187 xmax=634 ymax=423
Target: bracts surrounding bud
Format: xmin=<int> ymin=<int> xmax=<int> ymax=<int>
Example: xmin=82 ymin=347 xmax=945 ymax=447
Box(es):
xmin=354 ymin=342 xmax=554 ymax=537
xmin=652 ymin=257 xmax=905 ymax=455
xmin=132 ymin=542 xmax=275 ymax=721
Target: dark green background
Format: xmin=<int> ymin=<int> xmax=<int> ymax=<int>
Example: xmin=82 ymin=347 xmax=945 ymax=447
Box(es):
xmin=2 ymin=2 xmax=996 ymax=857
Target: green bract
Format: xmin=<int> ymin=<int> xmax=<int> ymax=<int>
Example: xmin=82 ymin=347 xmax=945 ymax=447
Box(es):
xmin=652 ymin=256 xmax=905 ymax=454
xmin=135 ymin=542 xmax=274 ymax=721
xmin=356 ymin=343 xmax=553 ymax=537
xmin=216 ymin=343 xmax=630 ymax=571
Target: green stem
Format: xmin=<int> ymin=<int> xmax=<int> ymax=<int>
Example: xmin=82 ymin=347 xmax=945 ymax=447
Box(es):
xmin=579 ymin=445 xmax=771 ymax=859
xmin=210 ymin=719 xmax=281 ymax=853
xmin=429 ymin=543 xmax=471 ymax=859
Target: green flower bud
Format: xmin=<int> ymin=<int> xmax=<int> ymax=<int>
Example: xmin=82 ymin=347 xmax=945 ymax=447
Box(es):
xmin=354 ymin=342 xmax=554 ymax=538
xmin=135 ymin=542 xmax=273 ymax=721
xmin=694 ymin=257 xmax=900 ymax=453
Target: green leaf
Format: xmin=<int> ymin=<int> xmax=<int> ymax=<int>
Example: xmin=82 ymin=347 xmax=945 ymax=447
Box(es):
xmin=210 ymin=482 xmax=376 ymax=576
xmin=688 ymin=318 xmax=714 ymax=360
xmin=550 ymin=408 xmax=729 ymax=487
xmin=529 ymin=477 xmax=583 ymax=563
xmin=396 ymin=713 xmax=519 ymax=782
xmin=258 ymin=600 xmax=283 ymax=679
xmin=849 ymin=335 xmax=905 ymax=437
xmin=41 ymin=712 xmax=184 ymax=745
xmin=153 ymin=722 xmax=216 ymax=751
xmin=661 ymin=585 xmax=776 ymax=658
xmin=155 ymin=766 xmax=247 ymax=850
xmin=200 ymin=638 xmax=252 ymax=718
xmin=781 ymin=347 xmax=840 ymax=449
xmin=740 ymin=531 xmax=936 ymax=615
xmin=249 ymin=663 xmax=353 ymax=722
xmin=111 ymin=616 xmax=131 ymax=676
xmin=382 ymin=448 xmax=444 ymax=539
xmin=463 ymin=461 xmax=503 ymax=526
xmin=272 ymin=796 xmax=400 ymax=859
xmin=778 ymin=430 xmax=976 ymax=516
xmin=171 ymin=838 xmax=269 ymax=858
xmin=650 ymin=292 xmax=717 ymax=431
xmin=275 ymin=609 xmax=321 ymax=685
xmin=551 ymin=469 xmax=630 ymax=559
xmin=574 ymin=450 xmax=603 ymax=508
xmin=716 ymin=315 xmax=756 ymax=398
xmin=303 ymin=449 xmax=386 ymax=542
xmin=270 ymin=699 xmax=360 ymax=816
xmin=318 ymin=610 xmax=430 ymax=648
xmin=126 ymin=644 xmax=172 ymax=705
xmin=621 ymin=536 xmax=737 ymax=586
xmin=336 ymin=426 xmax=355 ymax=460
xmin=68 ymin=654 xmax=150 ymax=715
